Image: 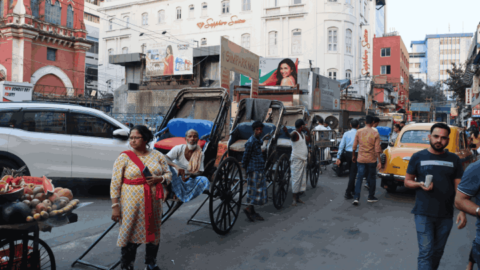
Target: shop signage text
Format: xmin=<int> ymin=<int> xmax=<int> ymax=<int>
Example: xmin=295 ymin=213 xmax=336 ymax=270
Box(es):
xmin=361 ymin=29 xmax=371 ymax=76
xmin=197 ymin=16 xmax=246 ymax=29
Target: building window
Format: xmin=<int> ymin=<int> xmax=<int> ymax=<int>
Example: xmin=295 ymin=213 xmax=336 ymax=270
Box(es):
xmin=293 ymin=0 xmax=302 ymax=4
xmin=201 ymin=38 xmax=207 ymax=46
xmin=108 ymin=48 xmax=114 ymax=55
xmin=328 ymin=0 xmax=337 ymax=2
xmin=122 ymin=47 xmax=128 ymax=54
xmin=47 ymin=48 xmax=56 ymax=61
xmin=241 ymin=34 xmax=250 ymax=49
xmin=268 ymin=31 xmax=278 ymax=56
xmin=84 ymin=13 xmax=100 ymax=23
xmin=381 ymin=65 xmax=391 ymax=75
xmin=346 ymin=70 xmax=352 ymax=80
xmin=87 ymin=41 xmax=99 ymax=54
xmin=381 ymin=48 xmax=391 ymax=57
xmin=107 ymin=80 xmax=112 ymax=91
xmin=202 ymin=3 xmax=207 ymax=16
xmin=222 ymin=1 xmax=230 ymax=14
xmin=292 ymin=29 xmax=302 ymax=55
xmin=142 ymin=13 xmax=148 ymax=25
xmin=45 ymin=0 xmax=61 ymax=25
xmin=124 ymin=16 xmax=129 ymax=27
xmin=66 ymin=5 xmax=74 ymax=28
xmin=243 ymin=0 xmax=251 ymax=11
xmin=108 ymin=19 xmax=113 ymax=30
xmin=86 ymin=0 xmax=99 ymax=5
xmin=328 ymin=70 xmax=337 ymax=80
xmin=345 ymin=29 xmax=352 ymax=54
xmin=346 ymin=0 xmax=351 ymax=4
xmin=273 ymin=0 xmax=278 ymax=7
xmin=31 ymin=0 xmax=39 ymax=18
xmin=328 ymin=28 xmax=337 ymax=52
xmin=189 ymin=5 xmax=194 ymax=19
xmin=158 ymin=10 xmax=165 ymax=23
xmin=177 ymin=7 xmax=181 ymax=19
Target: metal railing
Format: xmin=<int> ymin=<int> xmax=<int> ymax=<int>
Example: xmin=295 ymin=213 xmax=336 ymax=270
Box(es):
xmin=106 ymin=113 xmax=164 ymax=131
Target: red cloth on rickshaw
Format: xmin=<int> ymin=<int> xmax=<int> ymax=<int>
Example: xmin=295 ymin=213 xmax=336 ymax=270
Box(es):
xmin=154 ymin=137 xmax=206 ymax=151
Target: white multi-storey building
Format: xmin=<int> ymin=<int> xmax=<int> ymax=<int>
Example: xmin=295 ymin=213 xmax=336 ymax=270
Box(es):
xmin=84 ymin=0 xmax=103 ymax=97
xmin=97 ymin=0 xmax=386 ymax=95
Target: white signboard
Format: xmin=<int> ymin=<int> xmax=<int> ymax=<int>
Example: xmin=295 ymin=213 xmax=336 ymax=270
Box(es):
xmin=1 ymin=81 xmax=34 ymax=102
xmin=146 ymin=41 xmax=193 ymax=77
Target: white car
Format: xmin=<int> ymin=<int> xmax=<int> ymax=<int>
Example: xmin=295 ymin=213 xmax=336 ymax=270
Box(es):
xmin=0 ymin=102 xmax=137 ymax=180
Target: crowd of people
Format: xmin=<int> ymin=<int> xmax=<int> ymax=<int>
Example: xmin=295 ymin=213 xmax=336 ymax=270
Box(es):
xmin=107 ymin=116 xmax=480 ymax=270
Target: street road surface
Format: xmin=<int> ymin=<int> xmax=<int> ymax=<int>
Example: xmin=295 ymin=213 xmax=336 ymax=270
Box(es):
xmin=45 ymin=167 xmax=476 ymax=270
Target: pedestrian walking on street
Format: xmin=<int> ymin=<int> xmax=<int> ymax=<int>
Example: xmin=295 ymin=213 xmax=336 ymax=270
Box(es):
xmin=165 ymin=129 xmax=210 ymax=202
xmin=110 ymin=125 xmax=172 ymax=270
xmin=352 ymin=115 xmax=382 ymax=205
xmin=454 ymin=160 xmax=480 ymax=270
xmin=364 ymin=116 xmax=381 ymax=190
xmin=405 ymin=123 xmax=466 ymax=270
xmin=469 ymin=129 xmax=480 ymax=153
xmin=242 ymin=120 xmax=268 ymax=222
xmin=283 ymin=119 xmax=310 ymax=206
xmin=336 ymin=119 xmax=359 ymax=199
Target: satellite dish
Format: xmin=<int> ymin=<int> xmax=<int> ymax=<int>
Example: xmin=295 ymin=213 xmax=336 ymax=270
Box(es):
xmin=326 ymin=116 xmax=339 ymax=129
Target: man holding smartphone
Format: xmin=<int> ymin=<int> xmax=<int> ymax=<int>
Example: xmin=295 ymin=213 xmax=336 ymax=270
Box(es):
xmin=405 ymin=123 xmax=466 ymax=270
xmin=283 ymin=119 xmax=310 ymax=206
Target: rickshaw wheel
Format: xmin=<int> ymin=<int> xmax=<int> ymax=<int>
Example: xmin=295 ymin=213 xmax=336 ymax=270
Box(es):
xmin=209 ymin=157 xmax=243 ymax=235
xmin=272 ymin=154 xmax=291 ymax=210
xmin=0 ymin=235 xmax=55 ymax=270
xmin=309 ymin=147 xmax=320 ymax=188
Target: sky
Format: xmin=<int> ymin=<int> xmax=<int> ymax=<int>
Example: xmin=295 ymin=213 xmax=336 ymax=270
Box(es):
xmin=387 ymin=0 xmax=479 ymax=52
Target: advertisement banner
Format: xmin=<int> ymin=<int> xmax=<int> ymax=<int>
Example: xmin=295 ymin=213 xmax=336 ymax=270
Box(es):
xmin=466 ymin=88 xmax=473 ymax=105
xmin=472 ymin=104 xmax=480 ymax=117
xmin=360 ymin=25 xmax=373 ymax=76
xmin=308 ymin=73 xmax=340 ymax=110
xmin=240 ymin=58 xmax=298 ymax=87
xmin=1 ymin=82 xmax=33 ymax=102
xmin=146 ymin=41 xmax=193 ymax=77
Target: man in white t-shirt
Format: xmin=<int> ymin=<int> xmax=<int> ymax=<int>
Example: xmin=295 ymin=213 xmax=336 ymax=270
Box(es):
xmin=165 ymin=129 xmax=209 ymax=202
xmin=313 ymin=118 xmax=331 ymax=131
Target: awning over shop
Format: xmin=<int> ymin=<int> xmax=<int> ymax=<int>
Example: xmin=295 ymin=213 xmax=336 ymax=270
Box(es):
xmin=410 ymin=103 xmax=431 ymax=112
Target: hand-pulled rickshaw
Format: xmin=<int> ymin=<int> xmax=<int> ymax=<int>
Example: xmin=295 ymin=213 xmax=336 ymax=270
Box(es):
xmin=218 ymin=98 xmax=289 ymax=210
xmin=275 ymin=106 xmax=320 ymax=189
xmin=309 ymin=116 xmax=339 ymax=174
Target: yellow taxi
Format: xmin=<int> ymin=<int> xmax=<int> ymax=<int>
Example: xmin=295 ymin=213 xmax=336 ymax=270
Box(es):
xmin=378 ymin=123 xmax=476 ymax=193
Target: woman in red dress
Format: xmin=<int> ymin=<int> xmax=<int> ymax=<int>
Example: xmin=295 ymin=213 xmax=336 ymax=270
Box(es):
xmin=162 ymin=45 xmax=174 ymax=75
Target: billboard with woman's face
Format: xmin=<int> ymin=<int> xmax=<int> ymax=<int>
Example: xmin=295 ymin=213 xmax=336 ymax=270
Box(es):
xmin=240 ymin=58 xmax=298 ymax=87
xmin=146 ymin=41 xmax=193 ymax=77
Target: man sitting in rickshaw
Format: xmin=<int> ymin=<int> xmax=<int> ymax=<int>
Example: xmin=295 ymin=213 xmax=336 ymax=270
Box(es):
xmin=165 ymin=129 xmax=210 ymax=202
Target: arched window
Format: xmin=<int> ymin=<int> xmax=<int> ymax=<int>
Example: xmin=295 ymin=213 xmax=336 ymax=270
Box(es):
xmin=122 ymin=47 xmax=128 ymax=54
xmin=268 ymin=31 xmax=278 ymax=56
xmin=345 ymin=29 xmax=352 ymax=54
xmin=124 ymin=16 xmax=129 ymax=27
xmin=241 ymin=34 xmax=250 ymax=49
xmin=242 ymin=0 xmax=251 ymax=11
xmin=201 ymin=2 xmax=207 ymax=17
xmin=176 ymin=7 xmax=181 ymax=20
xmin=292 ymin=29 xmax=302 ymax=54
xmin=142 ymin=13 xmax=148 ymax=25
xmin=346 ymin=70 xmax=352 ymax=80
xmin=222 ymin=0 xmax=230 ymax=14
xmin=201 ymin=38 xmax=207 ymax=46
xmin=328 ymin=27 xmax=338 ymax=52
xmin=30 ymin=0 xmax=39 ymax=18
xmin=45 ymin=0 xmax=61 ymax=25
xmin=158 ymin=10 xmax=165 ymax=23
xmin=189 ymin=5 xmax=194 ymax=19
xmin=328 ymin=69 xmax=338 ymax=80
xmin=108 ymin=19 xmax=113 ymax=30
xmin=66 ymin=5 xmax=73 ymax=28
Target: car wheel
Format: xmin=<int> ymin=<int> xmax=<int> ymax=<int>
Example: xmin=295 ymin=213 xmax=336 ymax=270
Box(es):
xmin=0 ymin=159 xmax=27 ymax=178
xmin=385 ymin=184 xmax=397 ymax=193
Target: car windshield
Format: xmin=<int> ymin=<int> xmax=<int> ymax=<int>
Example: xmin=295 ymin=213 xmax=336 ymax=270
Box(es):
xmin=400 ymin=130 xmax=430 ymax=144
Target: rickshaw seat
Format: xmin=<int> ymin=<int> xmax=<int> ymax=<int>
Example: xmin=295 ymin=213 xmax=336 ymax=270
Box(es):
xmin=154 ymin=118 xmax=213 ymax=151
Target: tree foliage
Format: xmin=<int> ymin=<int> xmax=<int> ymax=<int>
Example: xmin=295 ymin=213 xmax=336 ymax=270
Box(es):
xmin=445 ymin=63 xmax=468 ymax=102
xmin=408 ymin=75 xmax=446 ymax=102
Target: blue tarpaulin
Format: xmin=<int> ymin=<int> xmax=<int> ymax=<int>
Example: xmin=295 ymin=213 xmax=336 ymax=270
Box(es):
xmin=410 ymin=103 xmax=431 ymax=112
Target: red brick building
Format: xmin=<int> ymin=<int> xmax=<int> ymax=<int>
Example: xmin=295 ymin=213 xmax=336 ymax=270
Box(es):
xmin=0 ymin=0 xmax=91 ymax=98
xmin=373 ymin=34 xmax=410 ymax=111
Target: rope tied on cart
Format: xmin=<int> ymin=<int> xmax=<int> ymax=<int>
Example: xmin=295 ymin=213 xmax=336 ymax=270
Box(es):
xmin=121 ymin=150 xmax=164 ymax=243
